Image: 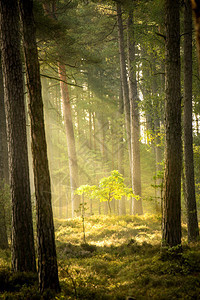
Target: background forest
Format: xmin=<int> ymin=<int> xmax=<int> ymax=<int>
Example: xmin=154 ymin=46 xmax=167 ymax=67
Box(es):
xmin=0 ymin=0 xmax=200 ymax=299
xmin=35 ymin=0 xmax=200 ymax=220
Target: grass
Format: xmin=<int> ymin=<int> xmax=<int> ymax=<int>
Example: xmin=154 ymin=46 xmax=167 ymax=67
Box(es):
xmin=0 ymin=214 xmax=200 ymax=299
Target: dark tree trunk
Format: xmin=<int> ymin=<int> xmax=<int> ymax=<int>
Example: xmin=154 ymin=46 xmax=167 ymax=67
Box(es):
xmin=0 ymin=62 xmax=8 ymax=184
xmin=0 ymin=0 xmax=36 ymax=270
xmin=127 ymin=11 xmax=143 ymax=215
xmin=184 ymin=0 xmax=199 ymax=242
xmin=19 ymin=0 xmax=60 ymax=292
xmin=0 ymin=60 xmax=9 ymax=250
xmin=162 ymin=0 xmax=182 ymax=247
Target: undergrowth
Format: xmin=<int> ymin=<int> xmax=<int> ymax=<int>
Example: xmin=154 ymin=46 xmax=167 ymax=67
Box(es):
xmin=0 ymin=214 xmax=200 ymax=299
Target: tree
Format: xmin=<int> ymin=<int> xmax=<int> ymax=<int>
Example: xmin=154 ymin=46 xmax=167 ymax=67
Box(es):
xmin=58 ymin=63 xmax=80 ymax=217
xmin=19 ymin=0 xmax=60 ymax=292
xmin=0 ymin=0 xmax=36 ymax=270
xmin=117 ymin=3 xmax=131 ymax=157
xmin=183 ymin=0 xmax=199 ymax=242
xmin=162 ymin=0 xmax=182 ymax=247
xmin=127 ymin=9 xmax=143 ymax=215
xmin=0 ymin=60 xmax=9 ymax=250
xmin=117 ymin=3 xmax=143 ymax=215
xmin=41 ymin=1 xmax=80 ymax=217
xmin=118 ymin=83 xmax=126 ymax=215
xmin=76 ymin=170 xmax=135 ymax=214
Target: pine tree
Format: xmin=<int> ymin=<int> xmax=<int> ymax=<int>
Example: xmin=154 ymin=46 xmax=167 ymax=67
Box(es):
xmin=0 ymin=0 xmax=36 ymax=271
xmin=162 ymin=0 xmax=182 ymax=247
xmin=19 ymin=0 xmax=60 ymax=292
xmin=183 ymin=0 xmax=199 ymax=242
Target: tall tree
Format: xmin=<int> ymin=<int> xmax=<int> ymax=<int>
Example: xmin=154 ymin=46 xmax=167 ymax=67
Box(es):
xmin=58 ymin=63 xmax=80 ymax=217
xmin=42 ymin=1 xmax=80 ymax=217
xmin=118 ymin=82 xmax=126 ymax=215
xmin=19 ymin=0 xmax=60 ymax=292
xmin=183 ymin=0 xmax=199 ymax=242
xmin=127 ymin=10 xmax=143 ymax=215
xmin=162 ymin=0 xmax=182 ymax=247
xmin=0 ymin=0 xmax=36 ymax=270
xmin=117 ymin=3 xmax=131 ymax=158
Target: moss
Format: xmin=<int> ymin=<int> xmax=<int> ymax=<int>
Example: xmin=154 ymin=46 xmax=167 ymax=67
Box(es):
xmin=1 ymin=215 xmax=200 ymax=299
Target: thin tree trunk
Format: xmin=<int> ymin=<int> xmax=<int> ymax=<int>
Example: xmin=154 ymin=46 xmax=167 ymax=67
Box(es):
xmin=19 ymin=0 xmax=60 ymax=292
xmin=58 ymin=63 xmax=80 ymax=217
xmin=162 ymin=0 xmax=182 ymax=247
xmin=42 ymin=2 xmax=80 ymax=218
xmin=118 ymin=82 xmax=126 ymax=215
xmin=152 ymin=64 xmax=163 ymax=211
xmin=117 ymin=3 xmax=131 ymax=158
xmin=0 ymin=0 xmax=36 ymax=270
xmin=127 ymin=11 xmax=143 ymax=215
xmin=0 ymin=60 xmax=8 ymax=249
xmin=184 ymin=0 xmax=199 ymax=242
xmin=196 ymin=114 xmax=199 ymax=135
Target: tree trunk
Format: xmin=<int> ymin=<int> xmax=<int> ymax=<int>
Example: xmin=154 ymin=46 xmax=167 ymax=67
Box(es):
xmin=118 ymin=82 xmax=126 ymax=215
xmin=58 ymin=63 xmax=80 ymax=217
xmin=152 ymin=63 xmax=163 ymax=211
xmin=162 ymin=0 xmax=182 ymax=247
xmin=0 ymin=60 xmax=9 ymax=250
xmin=42 ymin=2 xmax=80 ymax=218
xmin=184 ymin=0 xmax=199 ymax=242
xmin=0 ymin=0 xmax=36 ymax=270
xmin=0 ymin=61 xmax=9 ymax=184
xmin=19 ymin=0 xmax=60 ymax=292
xmin=117 ymin=3 xmax=131 ymax=158
xmin=127 ymin=11 xmax=143 ymax=215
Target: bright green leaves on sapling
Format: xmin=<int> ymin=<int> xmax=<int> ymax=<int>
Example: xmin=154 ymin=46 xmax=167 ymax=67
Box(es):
xmin=75 ymin=170 xmax=140 ymax=212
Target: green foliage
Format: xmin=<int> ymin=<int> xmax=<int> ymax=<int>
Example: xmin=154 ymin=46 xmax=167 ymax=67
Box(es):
xmin=75 ymin=171 xmax=138 ymax=209
xmin=75 ymin=184 xmax=98 ymax=199
xmin=1 ymin=215 xmax=200 ymax=299
xmin=0 ymin=269 xmax=39 ymax=299
xmin=54 ymin=215 xmax=200 ymax=299
xmin=98 ymin=170 xmax=135 ymax=201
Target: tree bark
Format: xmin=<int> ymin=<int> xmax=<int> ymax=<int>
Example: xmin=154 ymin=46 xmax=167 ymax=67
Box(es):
xmin=19 ymin=0 xmax=60 ymax=292
xmin=127 ymin=11 xmax=143 ymax=215
xmin=162 ymin=0 xmax=182 ymax=247
xmin=184 ymin=0 xmax=199 ymax=242
xmin=0 ymin=60 xmax=9 ymax=250
xmin=0 ymin=61 xmax=8 ymax=184
xmin=0 ymin=0 xmax=36 ymax=270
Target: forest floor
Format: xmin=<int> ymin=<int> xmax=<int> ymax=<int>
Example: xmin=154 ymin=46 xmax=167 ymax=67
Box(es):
xmin=0 ymin=214 xmax=200 ymax=299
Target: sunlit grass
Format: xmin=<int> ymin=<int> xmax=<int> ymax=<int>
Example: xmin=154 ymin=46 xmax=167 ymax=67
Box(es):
xmin=55 ymin=213 xmax=162 ymax=247
xmin=54 ymin=214 xmax=200 ymax=299
xmin=1 ymin=214 xmax=200 ymax=299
